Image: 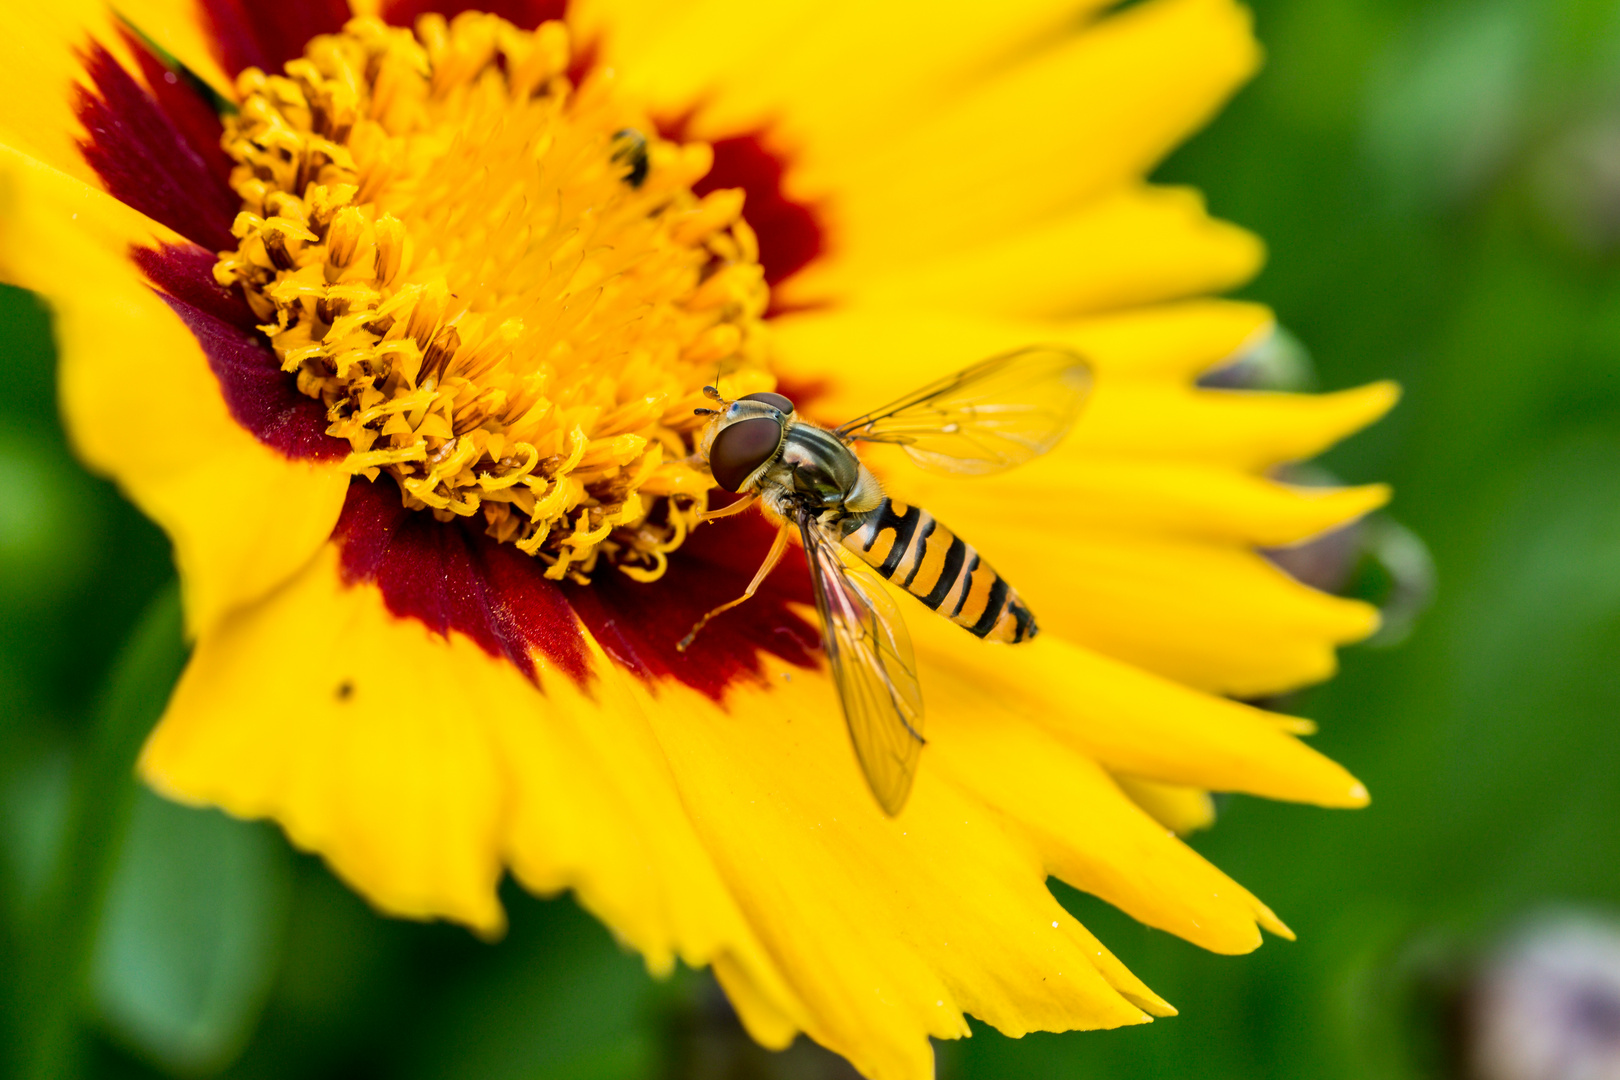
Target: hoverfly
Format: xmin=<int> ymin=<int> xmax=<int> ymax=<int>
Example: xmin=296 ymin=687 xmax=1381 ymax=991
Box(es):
xmin=681 ymin=348 xmax=1093 ymax=815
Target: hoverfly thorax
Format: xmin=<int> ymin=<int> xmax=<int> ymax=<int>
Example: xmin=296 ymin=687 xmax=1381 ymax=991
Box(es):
xmin=777 ymin=425 xmax=873 ymax=513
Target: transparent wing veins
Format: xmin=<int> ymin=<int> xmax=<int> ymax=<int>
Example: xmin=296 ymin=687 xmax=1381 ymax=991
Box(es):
xmin=796 ymin=509 xmax=924 ymax=816
xmin=834 ymin=346 xmax=1093 ymax=476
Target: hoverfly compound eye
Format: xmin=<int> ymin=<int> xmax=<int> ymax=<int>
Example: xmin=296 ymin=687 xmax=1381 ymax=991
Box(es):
xmin=709 ymin=417 xmax=784 ymax=492
xmin=739 ymin=391 xmax=795 ymax=415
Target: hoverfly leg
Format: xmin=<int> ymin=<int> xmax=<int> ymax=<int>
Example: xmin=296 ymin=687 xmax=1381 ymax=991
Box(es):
xmin=676 ymin=524 xmax=791 ymax=652
xmin=697 ymin=491 xmax=758 ymax=524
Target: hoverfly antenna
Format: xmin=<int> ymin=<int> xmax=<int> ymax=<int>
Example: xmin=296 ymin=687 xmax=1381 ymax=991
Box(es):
xmin=701 ymin=384 xmax=725 ymax=403
xmin=694 ymin=407 xmax=718 ymax=416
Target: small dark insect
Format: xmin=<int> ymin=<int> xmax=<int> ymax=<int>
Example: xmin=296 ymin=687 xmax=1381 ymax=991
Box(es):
xmin=612 ymin=128 xmax=650 ymax=188
xmin=683 ymin=349 xmax=1094 ymax=815
xmin=336 ymin=679 xmax=355 ymax=700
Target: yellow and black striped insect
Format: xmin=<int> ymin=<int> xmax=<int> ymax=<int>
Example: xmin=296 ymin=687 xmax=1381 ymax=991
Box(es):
xmin=681 ymin=348 xmax=1093 ymax=814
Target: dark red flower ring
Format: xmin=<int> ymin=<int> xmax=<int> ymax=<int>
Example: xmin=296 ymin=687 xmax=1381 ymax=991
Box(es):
xmin=75 ymin=0 xmax=831 ymax=699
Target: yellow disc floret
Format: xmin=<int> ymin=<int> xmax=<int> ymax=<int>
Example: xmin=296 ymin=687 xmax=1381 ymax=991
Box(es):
xmin=214 ymin=13 xmax=773 ymax=581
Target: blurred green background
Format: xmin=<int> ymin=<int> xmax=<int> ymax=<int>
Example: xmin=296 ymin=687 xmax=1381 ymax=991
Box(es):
xmin=7 ymin=0 xmax=1620 ymax=1076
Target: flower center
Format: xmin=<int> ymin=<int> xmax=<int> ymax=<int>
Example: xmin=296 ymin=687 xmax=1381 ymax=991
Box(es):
xmin=213 ymin=13 xmax=774 ymax=582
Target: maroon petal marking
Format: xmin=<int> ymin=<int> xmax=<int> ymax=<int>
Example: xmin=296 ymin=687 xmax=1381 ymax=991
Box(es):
xmin=381 ymin=0 xmax=568 ymax=30
xmin=334 ymin=478 xmax=819 ymax=698
xmin=695 ymin=135 xmax=826 ymax=290
xmin=133 ymin=244 xmax=348 ymax=461
xmin=118 ymin=27 xmax=234 ymax=191
xmin=564 ymin=513 xmax=819 ymax=700
xmin=131 ymin=242 xmax=252 ymax=326
xmin=198 ymin=0 xmax=351 ymax=78
xmin=75 ymin=42 xmax=238 ymax=251
xmin=335 ymin=478 xmax=591 ymax=684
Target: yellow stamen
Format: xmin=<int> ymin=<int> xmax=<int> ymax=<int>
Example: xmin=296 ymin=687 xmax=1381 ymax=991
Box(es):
xmin=214 ymin=12 xmax=777 ymax=579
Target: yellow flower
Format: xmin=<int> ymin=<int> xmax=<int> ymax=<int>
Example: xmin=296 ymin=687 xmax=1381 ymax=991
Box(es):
xmin=0 ymin=0 xmax=1397 ymax=1077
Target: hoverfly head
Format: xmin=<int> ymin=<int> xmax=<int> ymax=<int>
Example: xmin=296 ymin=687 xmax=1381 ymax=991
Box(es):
xmin=702 ymin=391 xmax=795 ymax=492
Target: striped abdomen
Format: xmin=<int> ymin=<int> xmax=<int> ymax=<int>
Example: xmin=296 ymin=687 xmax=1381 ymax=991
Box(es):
xmin=841 ymin=498 xmax=1037 ymax=643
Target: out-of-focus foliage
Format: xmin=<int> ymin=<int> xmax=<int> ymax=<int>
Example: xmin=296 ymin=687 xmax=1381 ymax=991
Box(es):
xmin=6 ymin=0 xmax=1620 ymax=1077
xmin=92 ymin=791 xmax=291 ymax=1074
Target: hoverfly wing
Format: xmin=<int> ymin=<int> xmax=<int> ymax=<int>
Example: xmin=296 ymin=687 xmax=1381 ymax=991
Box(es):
xmin=796 ymin=508 xmax=925 ymax=816
xmin=834 ymin=346 xmax=1092 ymax=476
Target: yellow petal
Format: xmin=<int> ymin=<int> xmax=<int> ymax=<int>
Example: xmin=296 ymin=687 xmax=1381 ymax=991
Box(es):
xmin=771 ymin=301 xmax=1275 ymax=424
xmin=146 ymin=540 xmax=1195 ymax=1080
xmin=0 ymin=0 xmax=228 ymax=186
xmin=116 ymin=0 xmax=233 ymax=93
xmin=907 ymin=614 xmax=1369 ymax=807
xmin=147 ymin=545 xmax=511 ymax=934
xmin=984 ymin=530 xmax=1377 ymax=696
xmin=783 ymin=185 xmax=1264 ymax=317
xmin=1115 ymin=776 xmax=1218 ymax=836
xmin=773 ymin=307 xmax=1396 ymax=475
xmin=814 ymin=0 xmax=1261 ymax=264
xmin=494 ymin=632 xmax=805 ymax=1008
xmin=590 ymin=0 xmax=824 ymax=114
xmin=866 ymin=445 xmax=1387 ymax=705
xmin=713 ymin=952 xmax=801 ymax=1050
xmin=643 ymin=664 xmax=1166 ymax=1079
xmin=891 ymin=453 xmax=1391 ymax=548
xmin=1062 ymin=300 xmax=1274 ymax=382
xmin=928 ymin=705 xmax=1286 ymax=953
xmin=144 ymin=542 xmax=805 ymax=1034
xmin=1070 ymin=382 xmax=1402 ymax=471
xmin=0 ymin=1 xmax=131 ymax=185
xmin=610 ymin=0 xmax=1109 ymax=158
xmin=0 ymin=145 xmax=349 ymax=635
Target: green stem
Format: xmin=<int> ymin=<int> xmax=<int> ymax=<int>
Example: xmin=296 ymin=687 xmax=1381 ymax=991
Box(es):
xmin=15 ymin=584 xmax=187 ymax=1080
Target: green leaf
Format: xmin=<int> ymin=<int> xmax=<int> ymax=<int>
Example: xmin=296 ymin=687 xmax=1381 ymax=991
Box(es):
xmin=91 ymin=792 xmax=291 ymax=1076
xmin=404 ymin=896 xmax=660 ymax=1080
xmin=9 ymin=584 xmax=189 ymax=1080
